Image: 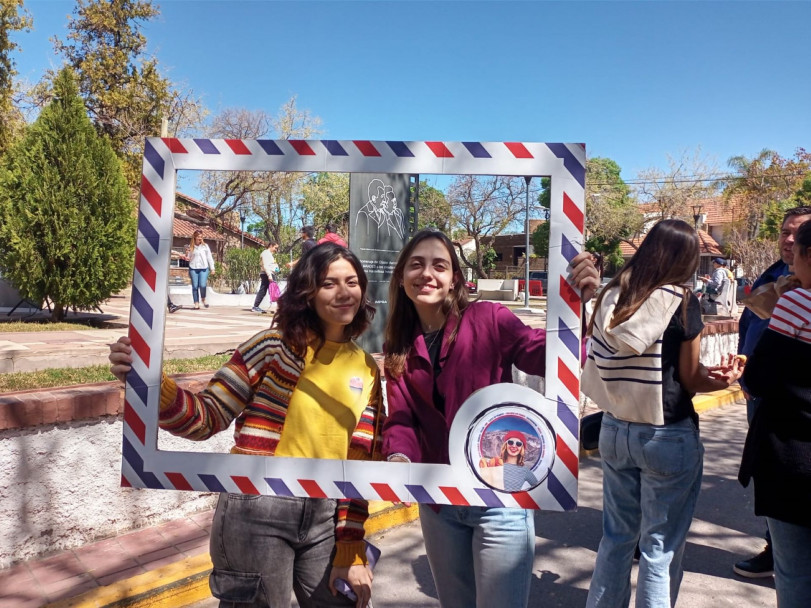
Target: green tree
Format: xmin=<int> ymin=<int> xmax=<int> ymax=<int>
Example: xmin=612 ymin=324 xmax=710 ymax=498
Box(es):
xmin=448 ymin=175 xmax=537 ymax=278
xmin=0 ymin=0 xmax=32 ymax=156
xmin=0 ymin=68 xmax=134 ymax=321
xmin=586 ymin=157 xmax=641 ymax=269
xmin=198 ymin=99 xmax=321 ymax=252
xmin=415 ymin=181 xmax=451 ymax=231
xmin=299 ymin=171 xmax=350 ymax=234
xmin=51 ymin=0 xmax=203 ymax=187
xmin=725 ymin=148 xmax=811 ymax=239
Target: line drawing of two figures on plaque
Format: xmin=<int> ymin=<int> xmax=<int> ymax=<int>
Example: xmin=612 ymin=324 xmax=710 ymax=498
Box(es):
xmin=355 ymin=178 xmax=405 ymax=240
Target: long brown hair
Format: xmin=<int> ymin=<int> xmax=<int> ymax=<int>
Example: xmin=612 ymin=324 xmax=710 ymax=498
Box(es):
xmin=384 ymin=228 xmax=471 ymax=379
xmin=588 ymin=219 xmax=699 ymax=334
xmin=189 ymin=229 xmax=203 ymax=257
xmin=272 ymin=243 xmax=374 ymax=357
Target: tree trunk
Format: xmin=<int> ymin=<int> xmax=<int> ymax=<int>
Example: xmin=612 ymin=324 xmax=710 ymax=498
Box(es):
xmin=51 ymin=304 xmax=66 ymax=322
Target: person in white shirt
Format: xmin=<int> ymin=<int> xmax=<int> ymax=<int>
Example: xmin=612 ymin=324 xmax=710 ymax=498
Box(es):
xmin=252 ymin=241 xmax=281 ymax=313
xmin=187 ymin=229 xmax=216 ymax=309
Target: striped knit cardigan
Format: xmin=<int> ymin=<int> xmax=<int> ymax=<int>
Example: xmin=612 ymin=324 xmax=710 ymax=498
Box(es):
xmin=582 ymin=285 xmax=685 ymax=425
xmin=158 ymin=328 xmax=385 ymax=565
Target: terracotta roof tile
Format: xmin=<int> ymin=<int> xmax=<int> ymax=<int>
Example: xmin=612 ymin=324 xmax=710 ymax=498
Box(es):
xmin=174 ymin=191 xmax=265 ymax=246
xmin=619 ymin=228 xmax=721 ymax=257
xmin=172 ymin=217 xmax=222 ymax=241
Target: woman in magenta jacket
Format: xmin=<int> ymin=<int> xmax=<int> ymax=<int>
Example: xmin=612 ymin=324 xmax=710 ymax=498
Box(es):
xmin=382 ymin=228 xmax=598 ymax=608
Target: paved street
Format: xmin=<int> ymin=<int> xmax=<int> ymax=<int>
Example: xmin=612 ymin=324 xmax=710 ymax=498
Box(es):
xmin=189 ymin=401 xmax=774 ymax=608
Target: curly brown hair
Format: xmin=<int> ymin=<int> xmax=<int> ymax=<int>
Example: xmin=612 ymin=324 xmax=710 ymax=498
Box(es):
xmin=272 ymin=243 xmax=374 ymax=357
xmin=384 ymin=228 xmax=471 ymax=379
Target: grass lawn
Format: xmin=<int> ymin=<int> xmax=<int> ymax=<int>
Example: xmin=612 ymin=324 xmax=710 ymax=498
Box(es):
xmin=0 ymin=353 xmax=232 ymax=393
xmin=0 ymin=320 xmax=109 ymax=332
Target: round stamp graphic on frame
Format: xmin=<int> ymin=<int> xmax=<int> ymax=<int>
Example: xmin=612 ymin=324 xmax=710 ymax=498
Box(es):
xmin=449 ymin=384 xmax=557 ymax=494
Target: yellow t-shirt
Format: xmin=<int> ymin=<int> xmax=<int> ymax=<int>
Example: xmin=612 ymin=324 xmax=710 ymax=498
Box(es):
xmin=274 ymin=339 xmax=377 ymax=459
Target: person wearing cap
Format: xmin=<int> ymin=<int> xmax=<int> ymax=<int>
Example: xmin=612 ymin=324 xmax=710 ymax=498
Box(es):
xmin=701 ymin=257 xmax=729 ymax=313
xmin=479 ymin=430 xmax=540 ymax=492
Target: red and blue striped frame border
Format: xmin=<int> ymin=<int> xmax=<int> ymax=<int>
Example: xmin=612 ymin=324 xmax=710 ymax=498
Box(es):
xmin=122 ymin=139 xmax=586 ymax=510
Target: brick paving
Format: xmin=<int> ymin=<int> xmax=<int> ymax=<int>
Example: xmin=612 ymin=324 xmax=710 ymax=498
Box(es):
xmin=0 ymin=510 xmax=214 ymax=607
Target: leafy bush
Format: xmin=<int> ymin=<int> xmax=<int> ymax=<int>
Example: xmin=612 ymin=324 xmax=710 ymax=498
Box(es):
xmin=223 ymin=247 xmax=262 ymax=293
xmin=0 ymin=68 xmax=134 ymax=321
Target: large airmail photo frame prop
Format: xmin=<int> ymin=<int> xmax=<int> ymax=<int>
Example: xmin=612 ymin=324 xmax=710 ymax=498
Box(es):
xmin=123 ymin=139 xmax=586 ymax=511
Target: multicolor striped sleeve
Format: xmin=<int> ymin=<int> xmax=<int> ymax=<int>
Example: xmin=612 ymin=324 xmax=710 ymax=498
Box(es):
xmin=347 ymin=367 xmax=385 ymax=460
xmin=333 ymin=499 xmax=370 ymax=567
xmin=158 ymin=330 xmax=281 ymax=441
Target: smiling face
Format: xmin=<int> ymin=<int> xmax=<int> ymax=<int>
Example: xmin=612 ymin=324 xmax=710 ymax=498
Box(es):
xmin=505 ymin=438 xmax=524 ymax=459
xmin=779 ymin=214 xmax=811 ymax=265
xmin=312 ymin=258 xmax=362 ymax=342
xmin=402 ymin=237 xmax=459 ymax=320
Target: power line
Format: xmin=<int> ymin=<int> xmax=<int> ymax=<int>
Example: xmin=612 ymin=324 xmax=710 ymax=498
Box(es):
xmin=590 ymin=171 xmax=809 ymax=188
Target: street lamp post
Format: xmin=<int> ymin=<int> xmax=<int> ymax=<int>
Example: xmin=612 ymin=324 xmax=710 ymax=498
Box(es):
xmin=239 ymin=206 xmax=247 ymax=249
xmin=692 ymin=204 xmax=703 ymax=289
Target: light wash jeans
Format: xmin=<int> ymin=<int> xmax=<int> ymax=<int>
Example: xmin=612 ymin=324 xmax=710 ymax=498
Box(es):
xmin=767 ymin=517 xmax=811 ymax=608
xmin=586 ymin=413 xmax=704 ymax=608
xmin=418 ymin=503 xmax=535 ymax=608
xmin=208 ymin=494 xmax=353 ymax=608
xmin=189 ymin=267 xmax=210 ymax=303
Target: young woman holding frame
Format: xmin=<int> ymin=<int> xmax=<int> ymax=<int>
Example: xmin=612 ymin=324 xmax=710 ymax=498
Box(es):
xmin=382 ymin=227 xmax=599 ymax=608
xmin=110 ymin=243 xmax=382 ymax=608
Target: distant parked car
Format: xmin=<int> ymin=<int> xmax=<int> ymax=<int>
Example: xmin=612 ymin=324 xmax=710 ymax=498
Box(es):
xmin=465 ymin=280 xmax=477 ymax=294
xmin=513 ymin=270 xmax=548 ymax=293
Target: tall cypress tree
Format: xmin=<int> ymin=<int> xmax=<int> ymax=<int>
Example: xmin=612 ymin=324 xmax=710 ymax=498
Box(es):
xmin=0 ymin=67 xmax=135 ymax=321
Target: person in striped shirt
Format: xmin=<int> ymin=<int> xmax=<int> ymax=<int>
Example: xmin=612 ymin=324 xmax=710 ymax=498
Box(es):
xmin=110 ymin=243 xmax=383 ymax=608
xmin=739 ymin=218 xmax=811 ymax=608
xmin=582 ymin=219 xmax=743 ymax=608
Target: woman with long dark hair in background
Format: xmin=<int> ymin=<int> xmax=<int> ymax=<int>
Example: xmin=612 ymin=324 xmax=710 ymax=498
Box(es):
xmin=582 ymin=219 xmax=743 ymax=607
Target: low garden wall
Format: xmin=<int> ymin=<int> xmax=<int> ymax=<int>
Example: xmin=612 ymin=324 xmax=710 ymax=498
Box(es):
xmin=0 ymin=373 xmax=230 ymax=569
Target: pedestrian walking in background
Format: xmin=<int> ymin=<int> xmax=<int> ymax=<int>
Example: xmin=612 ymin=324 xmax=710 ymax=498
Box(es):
xmin=582 ymin=219 xmax=744 ymax=608
xmin=382 ymin=227 xmax=599 ymax=608
xmin=319 ymin=222 xmax=348 ymax=247
xmin=109 ymin=243 xmax=384 ymax=608
xmin=733 ymin=205 xmax=811 ymax=579
xmin=187 ymin=229 xmax=215 ymax=309
xmin=738 ymin=218 xmax=811 ymax=608
xmin=288 ymin=225 xmax=318 ymax=269
xmin=252 ymin=240 xmax=281 ymax=313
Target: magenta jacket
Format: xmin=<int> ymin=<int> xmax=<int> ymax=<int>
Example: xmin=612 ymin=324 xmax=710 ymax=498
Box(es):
xmin=382 ymin=301 xmax=547 ymax=464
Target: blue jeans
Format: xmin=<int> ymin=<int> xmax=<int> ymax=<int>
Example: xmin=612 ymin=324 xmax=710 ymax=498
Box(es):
xmin=768 ymin=517 xmax=811 ymax=608
xmin=586 ymin=414 xmax=704 ymax=608
xmin=209 ymin=494 xmax=352 ymax=608
xmin=189 ymin=267 xmax=210 ymax=303
xmin=418 ymin=504 xmax=535 ymax=608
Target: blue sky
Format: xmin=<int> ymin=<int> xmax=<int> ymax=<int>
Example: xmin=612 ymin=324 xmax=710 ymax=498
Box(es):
xmin=12 ymin=0 xmax=811 ymax=190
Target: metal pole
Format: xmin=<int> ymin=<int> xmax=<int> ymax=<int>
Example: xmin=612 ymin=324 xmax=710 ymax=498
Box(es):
xmin=524 ymin=176 xmax=532 ymax=308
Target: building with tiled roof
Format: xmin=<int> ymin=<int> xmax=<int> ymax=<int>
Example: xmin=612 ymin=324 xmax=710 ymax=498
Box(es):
xmin=169 ymin=192 xmax=264 ymax=282
xmin=626 ymin=195 xmax=744 ymax=278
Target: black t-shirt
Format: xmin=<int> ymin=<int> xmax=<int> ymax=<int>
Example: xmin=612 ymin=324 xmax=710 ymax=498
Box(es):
xmin=301 ymin=238 xmax=317 ymax=255
xmin=660 ymin=294 xmax=704 ymax=426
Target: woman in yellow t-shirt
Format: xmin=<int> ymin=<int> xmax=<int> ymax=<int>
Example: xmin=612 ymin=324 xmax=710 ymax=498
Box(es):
xmin=110 ymin=243 xmax=382 ymax=608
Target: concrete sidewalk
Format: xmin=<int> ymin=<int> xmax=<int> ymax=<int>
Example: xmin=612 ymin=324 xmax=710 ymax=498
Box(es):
xmin=0 ymin=287 xmax=281 ymax=373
